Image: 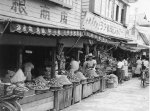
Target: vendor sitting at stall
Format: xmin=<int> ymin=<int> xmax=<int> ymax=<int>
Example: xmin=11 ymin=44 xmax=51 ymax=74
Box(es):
xmin=70 ymin=57 xmax=80 ymax=74
xmin=82 ymin=53 xmax=97 ymax=76
xmin=24 ymin=62 xmax=34 ymax=82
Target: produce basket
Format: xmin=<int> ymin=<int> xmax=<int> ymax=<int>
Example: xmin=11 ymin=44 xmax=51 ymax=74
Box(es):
xmin=50 ymin=86 xmax=63 ymax=91
xmin=87 ymin=78 xmax=94 ymax=83
xmin=0 ymin=83 xmax=4 ymax=97
xmin=35 ymin=89 xmax=50 ymax=94
xmin=63 ymin=84 xmax=72 ymax=89
xmin=80 ymin=79 xmax=87 ymax=84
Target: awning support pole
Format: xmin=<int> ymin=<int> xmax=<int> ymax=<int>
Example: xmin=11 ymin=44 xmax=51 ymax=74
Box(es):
xmin=51 ymin=47 xmax=56 ymax=78
xmin=0 ymin=19 xmax=10 ymax=38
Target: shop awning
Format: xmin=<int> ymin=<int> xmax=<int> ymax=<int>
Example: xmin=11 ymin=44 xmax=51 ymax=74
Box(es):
xmin=126 ymin=42 xmax=150 ymax=49
xmin=107 ymin=35 xmax=132 ymax=42
xmin=9 ymin=22 xmax=110 ymax=42
xmin=119 ymin=46 xmax=141 ymax=52
xmin=1 ymin=20 xmax=113 ymax=45
xmin=83 ymin=31 xmax=109 ymax=43
xmin=10 ymin=23 xmax=83 ymax=37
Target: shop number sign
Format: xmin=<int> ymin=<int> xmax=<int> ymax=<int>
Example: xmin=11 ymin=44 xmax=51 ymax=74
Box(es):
xmin=82 ymin=12 xmax=127 ymax=38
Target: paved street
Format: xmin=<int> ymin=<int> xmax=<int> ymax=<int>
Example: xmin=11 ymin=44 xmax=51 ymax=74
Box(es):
xmin=61 ymin=78 xmax=149 ymax=111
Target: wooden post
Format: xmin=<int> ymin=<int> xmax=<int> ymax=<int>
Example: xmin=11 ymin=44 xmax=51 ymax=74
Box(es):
xmin=51 ymin=47 xmax=56 ymax=78
xmin=17 ymin=46 xmax=23 ymax=69
xmin=93 ymin=44 xmax=97 ymax=57
xmin=85 ymin=44 xmax=89 ymax=55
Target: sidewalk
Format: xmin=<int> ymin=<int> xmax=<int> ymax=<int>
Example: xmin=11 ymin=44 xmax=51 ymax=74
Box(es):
xmin=61 ymin=78 xmax=149 ymax=111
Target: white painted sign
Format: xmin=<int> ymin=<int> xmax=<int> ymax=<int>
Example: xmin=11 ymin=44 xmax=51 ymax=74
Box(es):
xmin=82 ymin=12 xmax=127 ymax=38
xmin=0 ymin=0 xmax=81 ymax=29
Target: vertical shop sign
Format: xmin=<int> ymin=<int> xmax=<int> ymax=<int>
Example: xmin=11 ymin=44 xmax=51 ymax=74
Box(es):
xmin=11 ymin=0 xmax=27 ymax=15
xmin=60 ymin=11 xmax=68 ymax=24
xmin=40 ymin=5 xmax=50 ymax=20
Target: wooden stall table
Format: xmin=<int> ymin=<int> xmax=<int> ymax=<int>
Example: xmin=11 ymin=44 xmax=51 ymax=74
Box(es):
xmin=92 ymin=77 xmax=100 ymax=93
xmin=82 ymin=79 xmax=93 ymax=99
xmin=63 ymin=85 xmax=73 ymax=108
xmin=19 ymin=91 xmax=54 ymax=111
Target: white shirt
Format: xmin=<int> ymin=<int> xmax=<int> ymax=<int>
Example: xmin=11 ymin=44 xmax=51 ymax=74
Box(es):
xmin=84 ymin=60 xmax=96 ymax=68
xmin=136 ymin=59 xmax=142 ymax=66
xmin=117 ymin=61 xmax=124 ymax=68
xmin=143 ymin=60 xmax=149 ymax=68
xmin=70 ymin=60 xmax=80 ymax=71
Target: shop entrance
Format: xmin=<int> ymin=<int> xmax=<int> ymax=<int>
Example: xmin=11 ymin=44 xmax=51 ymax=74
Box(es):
xmin=22 ymin=46 xmax=53 ymax=78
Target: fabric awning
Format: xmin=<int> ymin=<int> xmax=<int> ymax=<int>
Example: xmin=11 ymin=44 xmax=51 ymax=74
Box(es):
xmin=83 ymin=31 xmax=109 ymax=43
xmin=119 ymin=46 xmax=141 ymax=52
xmin=126 ymin=42 xmax=150 ymax=49
xmin=9 ymin=22 xmax=110 ymax=42
xmin=1 ymin=20 xmax=116 ymax=45
xmin=10 ymin=23 xmax=83 ymax=37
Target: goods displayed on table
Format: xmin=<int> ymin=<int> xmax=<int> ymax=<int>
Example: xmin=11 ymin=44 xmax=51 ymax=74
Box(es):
xmin=26 ymin=82 xmax=49 ymax=90
xmin=75 ymin=71 xmax=87 ymax=81
xmin=26 ymin=80 xmax=49 ymax=91
xmin=48 ymin=78 xmax=63 ymax=88
xmin=106 ymin=74 xmax=118 ymax=88
xmin=84 ymin=69 xmax=99 ymax=79
xmin=10 ymin=69 xmax=26 ymax=83
xmin=66 ymin=72 xmax=80 ymax=83
xmin=56 ymin=75 xmax=72 ymax=85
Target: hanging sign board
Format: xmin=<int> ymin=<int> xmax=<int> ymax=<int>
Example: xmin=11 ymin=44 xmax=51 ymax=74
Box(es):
xmin=82 ymin=12 xmax=127 ymax=39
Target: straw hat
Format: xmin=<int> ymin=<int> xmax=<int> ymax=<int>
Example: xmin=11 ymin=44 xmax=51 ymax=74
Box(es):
xmin=87 ymin=53 xmax=95 ymax=58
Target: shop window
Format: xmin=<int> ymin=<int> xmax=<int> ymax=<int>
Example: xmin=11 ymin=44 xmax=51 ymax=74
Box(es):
xmin=48 ymin=0 xmax=73 ymax=9
xmin=121 ymin=8 xmax=124 ymax=24
xmin=101 ymin=0 xmax=107 ymax=16
xmin=89 ymin=0 xmax=102 ymax=15
xmin=115 ymin=5 xmax=119 ymax=21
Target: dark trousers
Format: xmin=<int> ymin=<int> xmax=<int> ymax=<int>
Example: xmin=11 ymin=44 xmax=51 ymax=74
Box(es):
xmin=116 ymin=68 xmax=123 ymax=83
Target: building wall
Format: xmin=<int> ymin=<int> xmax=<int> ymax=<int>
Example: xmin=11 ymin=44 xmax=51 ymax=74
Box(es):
xmin=81 ymin=0 xmax=128 ymax=39
xmin=0 ymin=0 xmax=81 ymax=29
xmin=81 ymin=0 xmax=128 ymax=25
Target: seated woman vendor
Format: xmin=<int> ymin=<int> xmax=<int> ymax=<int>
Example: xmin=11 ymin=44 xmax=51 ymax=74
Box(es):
xmin=83 ymin=53 xmax=97 ymax=72
xmin=24 ymin=62 xmax=34 ymax=82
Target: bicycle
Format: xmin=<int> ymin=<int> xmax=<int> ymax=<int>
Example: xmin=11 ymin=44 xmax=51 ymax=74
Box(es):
xmin=0 ymin=93 xmax=23 ymax=111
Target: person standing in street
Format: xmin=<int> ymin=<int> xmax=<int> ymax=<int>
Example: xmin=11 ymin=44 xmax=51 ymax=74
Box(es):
xmin=122 ymin=57 xmax=129 ymax=81
xmin=116 ymin=58 xmax=124 ymax=84
xmin=134 ymin=57 xmax=142 ymax=77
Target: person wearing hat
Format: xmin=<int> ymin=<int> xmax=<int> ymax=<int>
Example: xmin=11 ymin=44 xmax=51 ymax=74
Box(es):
xmin=82 ymin=53 xmax=97 ymax=74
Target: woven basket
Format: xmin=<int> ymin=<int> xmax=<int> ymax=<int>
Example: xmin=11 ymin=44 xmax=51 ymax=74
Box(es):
xmin=0 ymin=83 xmax=4 ymax=97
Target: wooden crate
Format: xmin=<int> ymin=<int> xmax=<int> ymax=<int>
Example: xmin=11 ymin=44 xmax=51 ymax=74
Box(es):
xmin=82 ymin=81 xmax=93 ymax=99
xmin=82 ymin=83 xmax=88 ymax=99
xmin=53 ymin=85 xmax=73 ymax=111
xmin=20 ymin=91 xmax=54 ymax=111
xmin=63 ymin=85 xmax=73 ymax=108
xmin=92 ymin=80 xmax=100 ymax=93
xmin=100 ymin=76 xmax=106 ymax=92
xmin=72 ymin=83 xmax=82 ymax=104
xmin=53 ymin=89 xmax=64 ymax=111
